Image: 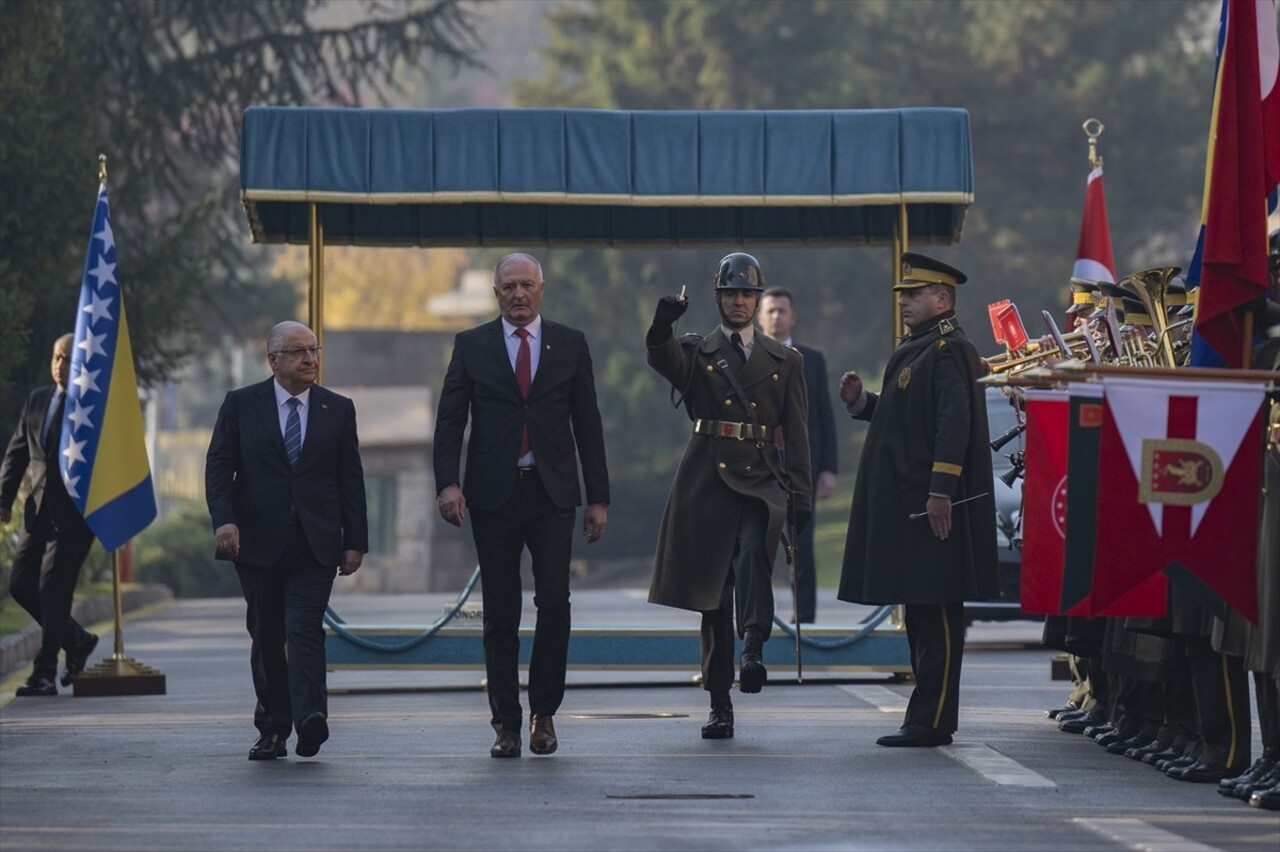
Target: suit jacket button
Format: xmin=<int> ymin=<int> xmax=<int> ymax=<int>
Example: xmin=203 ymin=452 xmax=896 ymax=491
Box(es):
xmin=718 ymin=462 xmax=726 ymax=470
xmin=745 ymin=465 xmax=752 ymax=471
xmin=706 ymin=365 xmax=714 ymax=372
xmin=724 ymin=399 xmax=732 ymax=407
xmin=772 ymin=373 xmax=779 ymax=381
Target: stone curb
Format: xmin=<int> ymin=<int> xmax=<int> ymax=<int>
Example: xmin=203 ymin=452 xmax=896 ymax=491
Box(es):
xmin=0 ymin=584 xmax=174 ymax=677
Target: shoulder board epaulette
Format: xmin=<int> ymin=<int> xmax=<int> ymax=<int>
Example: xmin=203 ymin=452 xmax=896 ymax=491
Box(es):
xmin=679 ymin=332 xmax=704 ymax=343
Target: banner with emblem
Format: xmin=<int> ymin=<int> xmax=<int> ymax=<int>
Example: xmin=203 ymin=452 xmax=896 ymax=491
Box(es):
xmin=1060 ymin=387 xmax=1105 ymax=616
xmin=1018 ymin=391 xmax=1069 ymax=614
xmin=1087 ymin=377 xmax=1265 ymax=621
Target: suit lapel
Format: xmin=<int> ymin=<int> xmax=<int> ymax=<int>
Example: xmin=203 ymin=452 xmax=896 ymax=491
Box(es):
xmin=298 ymin=386 xmax=332 ymax=468
xmin=528 ymin=320 xmax=562 ymax=398
xmin=483 ymin=318 xmax=523 ymax=397
xmin=739 ymin=334 xmax=784 ymax=388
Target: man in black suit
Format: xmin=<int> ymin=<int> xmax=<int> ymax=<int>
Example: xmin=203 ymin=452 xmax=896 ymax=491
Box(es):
xmin=434 ymin=252 xmax=610 ymax=759
xmin=206 ymin=321 xmax=367 ymax=761
xmin=0 ymin=334 xmax=100 ymax=696
xmin=759 ymin=287 xmax=838 ymax=624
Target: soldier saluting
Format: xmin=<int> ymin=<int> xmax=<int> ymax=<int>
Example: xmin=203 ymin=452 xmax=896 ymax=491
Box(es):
xmin=838 ymin=252 xmax=998 ymax=747
xmin=646 ymin=253 xmax=812 ymax=740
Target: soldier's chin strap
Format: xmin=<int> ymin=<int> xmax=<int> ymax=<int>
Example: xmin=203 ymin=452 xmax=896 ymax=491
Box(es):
xmin=711 ymin=349 xmax=804 ymax=681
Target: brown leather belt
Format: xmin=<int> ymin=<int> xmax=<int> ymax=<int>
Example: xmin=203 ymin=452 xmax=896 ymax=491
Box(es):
xmin=692 ymin=418 xmax=775 ymax=442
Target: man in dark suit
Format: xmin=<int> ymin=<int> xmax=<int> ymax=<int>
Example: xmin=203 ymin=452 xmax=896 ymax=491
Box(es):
xmin=434 ymin=252 xmax=610 ymax=759
xmin=759 ymin=287 xmax=838 ymax=623
xmin=206 ymin=320 xmax=367 ymax=761
xmin=838 ymin=252 xmax=998 ymax=747
xmin=0 ymin=334 xmax=100 ymax=696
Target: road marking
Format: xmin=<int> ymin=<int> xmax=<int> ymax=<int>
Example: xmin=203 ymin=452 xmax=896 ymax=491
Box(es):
xmin=942 ymin=742 xmax=1056 ymax=787
xmin=838 ymin=685 xmax=907 ymax=713
xmin=1075 ymin=818 xmax=1221 ymax=851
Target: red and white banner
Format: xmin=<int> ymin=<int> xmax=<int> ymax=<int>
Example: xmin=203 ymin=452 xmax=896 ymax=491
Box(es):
xmin=1019 ymin=392 xmax=1069 ymax=614
xmin=1071 ymin=166 xmax=1117 ymax=285
xmin=1089 ymin=377 xmax=1265 ymax=620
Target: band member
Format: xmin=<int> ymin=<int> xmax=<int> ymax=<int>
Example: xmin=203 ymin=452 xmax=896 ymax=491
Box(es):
xmin=434 ymin=252 xmax=610 ymax=758
xmin=646 ymin=252 xmax=811 ymax=739
xmin=838 ymin=252 xmax=998 ymax=747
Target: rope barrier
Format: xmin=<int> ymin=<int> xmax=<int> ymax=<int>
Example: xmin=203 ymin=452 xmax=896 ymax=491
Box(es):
xmin=324 ymin=567 xmax=894 ymax=655
xmin=323 ymin=565 xmax=481 ymax=653
xmin=771 ymin=605 xmax=896 ymax=649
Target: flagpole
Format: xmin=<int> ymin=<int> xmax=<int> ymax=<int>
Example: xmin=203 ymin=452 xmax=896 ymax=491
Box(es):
xmin=1082 ymin=118 xmax=1104 ymax=171
xmin=70 ymin=153 xmax=165 ymax=697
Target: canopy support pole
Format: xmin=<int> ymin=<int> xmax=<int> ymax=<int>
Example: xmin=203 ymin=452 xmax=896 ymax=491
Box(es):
xmin=892 ymin=202 xmax=909 ymax=347
xmin=308 ymin=202 xmax=326 ymax=384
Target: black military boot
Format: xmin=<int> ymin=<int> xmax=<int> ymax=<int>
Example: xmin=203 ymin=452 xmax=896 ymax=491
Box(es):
xmin=739 ymin=627 xmax=766 ymax=694
xmin=702 ymin=703 xmax=734 ymax=739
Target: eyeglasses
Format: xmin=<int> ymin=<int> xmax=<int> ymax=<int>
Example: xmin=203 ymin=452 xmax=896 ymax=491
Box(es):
xmin=273 ymin=347 xmax=321 ymax=359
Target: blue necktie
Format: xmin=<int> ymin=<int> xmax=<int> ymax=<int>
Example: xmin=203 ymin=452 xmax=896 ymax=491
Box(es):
xmin=284 ymin=397 xmax=302 ymax=467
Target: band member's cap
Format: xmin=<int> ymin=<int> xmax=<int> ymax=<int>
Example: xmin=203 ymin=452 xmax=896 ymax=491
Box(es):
xmin=895 ymin=252 xmax=967 ymax=290
xmin=1067 ymin=277 xmax=1099 ymax=314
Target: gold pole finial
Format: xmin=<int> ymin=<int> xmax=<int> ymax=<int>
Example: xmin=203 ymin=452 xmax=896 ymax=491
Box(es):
xmin=98 ymin=154 xmax=108 ymax=183
xmin=1082 ymin=119 xmax=1104 ymax=170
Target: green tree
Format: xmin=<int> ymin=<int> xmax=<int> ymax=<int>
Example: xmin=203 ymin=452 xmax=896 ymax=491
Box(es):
xmin=509 ymin=0 xmax=1217 ymax=559
xmin=0 ymin=0 xmax=481 ymax=429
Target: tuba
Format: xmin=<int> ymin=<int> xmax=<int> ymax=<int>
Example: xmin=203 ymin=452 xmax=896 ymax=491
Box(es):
xmin=1117 ymin=266 xmax=1179 ymax=367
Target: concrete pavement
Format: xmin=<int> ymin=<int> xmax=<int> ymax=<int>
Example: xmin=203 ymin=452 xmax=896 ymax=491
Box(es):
xmin=1 ymin=590 xmax=1276 ymax=851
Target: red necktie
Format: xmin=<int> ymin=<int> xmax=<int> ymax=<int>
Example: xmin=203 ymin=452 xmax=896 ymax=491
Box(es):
xmin=516 ymin=328 xmax=531 ymax=456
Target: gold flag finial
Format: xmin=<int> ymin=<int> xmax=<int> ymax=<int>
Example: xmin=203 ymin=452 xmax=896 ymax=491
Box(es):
xmin=1082 ymin=118 xmax=1104 ymax=170
xmin=98 ymin=154 xmax=107 ymax=183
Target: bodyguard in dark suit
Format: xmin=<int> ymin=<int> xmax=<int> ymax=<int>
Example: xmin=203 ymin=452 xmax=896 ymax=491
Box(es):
xmin=434 ymin=253 xmax=610 ymax=759
xmin=0 ymin=334 xmax=99 ymax=696
xmin=838 ymin=253 xmax=998 ymax=747
xmin=759 ymin=287 xmax=838 ymax=623
xmin=206 ymin=321 xmax=367 ymax=761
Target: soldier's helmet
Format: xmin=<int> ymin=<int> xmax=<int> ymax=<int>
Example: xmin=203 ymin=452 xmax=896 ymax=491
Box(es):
xmin=713 ymin=253 xmax=764 ymax=291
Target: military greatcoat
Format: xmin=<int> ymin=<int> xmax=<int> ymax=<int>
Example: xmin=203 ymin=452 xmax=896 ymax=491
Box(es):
xmin=648 ymin=327 xmax=812 ymax=612
xmin=838 ymin=311 xmax=998 ymax=605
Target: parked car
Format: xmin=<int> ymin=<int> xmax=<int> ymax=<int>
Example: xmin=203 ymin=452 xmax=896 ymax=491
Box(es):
xmin=965 ymin=388 xmax=1034 ymax=623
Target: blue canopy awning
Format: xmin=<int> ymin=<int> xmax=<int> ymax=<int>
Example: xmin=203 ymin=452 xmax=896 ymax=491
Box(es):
xmin=240 ymin=107 xmax=973 ymax=248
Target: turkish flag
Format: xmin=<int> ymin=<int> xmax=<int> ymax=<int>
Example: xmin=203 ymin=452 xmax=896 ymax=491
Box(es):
xmin=1088 ymin=377 xmax=1265 ymax=621
xmin=1019 ymin=392 xmax=1069 ymax=614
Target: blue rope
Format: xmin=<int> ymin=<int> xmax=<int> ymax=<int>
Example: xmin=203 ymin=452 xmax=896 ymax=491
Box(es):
xmin=323 ymin=565 xmax=481 ymax=653
xmin=324 ymin=566 xmax=893 ymax=655
xmin=771 ymin=605 xmax=896 ymax=649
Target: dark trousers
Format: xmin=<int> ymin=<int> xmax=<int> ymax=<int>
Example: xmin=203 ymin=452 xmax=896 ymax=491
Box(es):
xmin=1186 ymin=637 xmax=1251 ymax=770
xmin=792 ymin=486 xmax=817 ymax=623
xmin=470 ymin=468 xmax=574 ymax=732
xmin=236 ymin=520 xmax=335 ymax=738
xmin=8 ymin=512 xmax=96 ymax=680
xmin=700 ymin=498 xmax=773 ymax=695
xmin=1255 ymin=673 xmax=1280 ymax=755
xmin=903 ymin=601 xmax=965 ymax=734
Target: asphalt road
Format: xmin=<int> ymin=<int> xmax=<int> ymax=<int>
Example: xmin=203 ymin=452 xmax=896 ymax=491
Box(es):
xmin=1 ymin=590 xmax=1276 ymax=852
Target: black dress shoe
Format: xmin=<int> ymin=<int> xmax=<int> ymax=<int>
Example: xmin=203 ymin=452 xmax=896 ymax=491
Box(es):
xmin=490 ymin=728 xmax=521 ymax=758
xmin=738 ymin=628 xmax=766 ymax=694
xmin=701 ymin=706 xmax=734 ymax=739
xmin=1055 ymin=707 xmax=1090 ymax=724
xmin=1231 ymin=763 xmax=1279 ymax=800
xmin=1045 ymin=703 xmax=1079 ymax=720
xmin=294 ymin=712 xmax=329 ymax=758
xmin=1145 ymin=745 xmax=1185 ymax=766
xmin=876 ymin=725 xmax=953 ymax=747
xmin=1250 ymin=783 xmax=1280 ymax=810
xmin=61 ymin=633 xmax=99 ymax=687
xmin=248 ymin=733 xmax=287 ymax=760
xmin=1059 ymin=710 xmax=1106 ymax=734
xmin=1219 ymin=756 xmax=1274 ymax=797
xmin=1159 ymin=754 xmax=1199 ymax=773
xmin=15 ymin=676 xmax=57 ymax=697
xmin=1168 ymin=761 xmax=1233 ymax=783
xmin=1084 ymin=722 xmax=1114 ymax=739
xmin=529 ymin=714 xmax=558 ymax=755
xmin=1095 ymin=727 xmax=1125 ymax=746
xmin=1123 ymin=739 xmax=1164 ymax=760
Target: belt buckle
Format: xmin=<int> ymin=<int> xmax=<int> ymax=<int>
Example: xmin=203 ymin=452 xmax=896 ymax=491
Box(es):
xmin=719 ymin=421 xmax=742 ymax=440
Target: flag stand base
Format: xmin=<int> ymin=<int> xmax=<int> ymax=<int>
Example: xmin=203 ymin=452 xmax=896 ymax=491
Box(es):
xmin=73 ymin=655 xmax=166 ymax=697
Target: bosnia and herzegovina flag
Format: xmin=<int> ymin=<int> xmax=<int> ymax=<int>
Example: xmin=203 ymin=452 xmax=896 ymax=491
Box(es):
xmin=61 ymin=181 xmax=157 ymax=551
xmin=1187 ymin=0 xmax=1280 ymax=368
